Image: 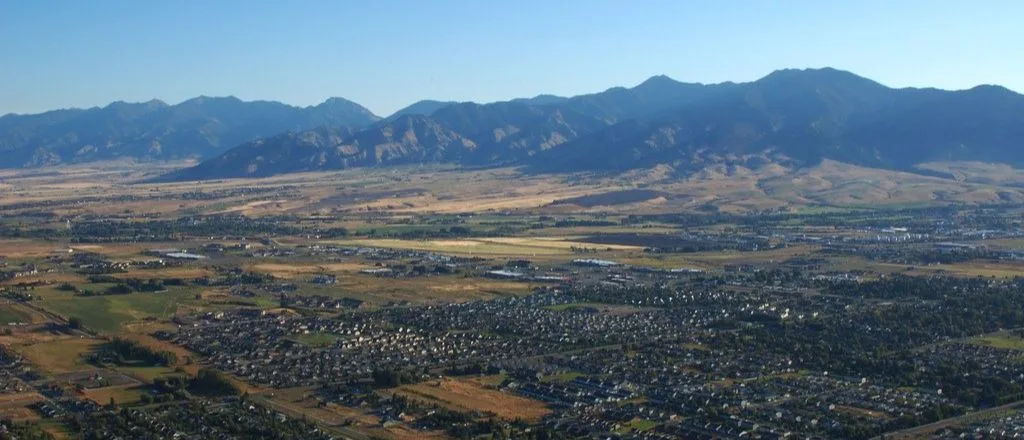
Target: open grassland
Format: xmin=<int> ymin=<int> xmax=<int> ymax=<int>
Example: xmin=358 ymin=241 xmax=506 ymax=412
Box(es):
xmin=615 ymin=245 xmax=817 ymax=270
xmin=539 ymin=371 xmax=584 ymax=384
xmin=917 ymin=161 xmax=1024 ymax=187
xmin=906 ymin=261 xmax=1024 ymax=278
xmin=522 ymin=224 xmax=682 ymax=237
xmin=614 ymin=418 xmax=658 ymax=434
xmin=0 ymin=302 xmax=49 ymax=325
xmin=247 ymin=262 xmax=369 ymax=279
xmin=304 ymin=275 xmax=539 ymax=305
xmin=971 ymin=334 xmax=1024 ymax=350
xmin=253 ymin=388 xmax=451 ymax=440
xmin=83 ymin=386 xmax=148 ymax=405
xmin=334 ymin=238 xmax=573 ymax=256
xmin=112 ymin=333 xmax=200 ymax=377
xmin=15 ymin=338 xmax=102 ymax=374
xmin=111 ymin=266 xmax=213 ymax=280
xmin=2 ymin=160 xmax=1023 ymax=219
xmin=390 ymin=377 xmax=551 ymax=422
xmin=0 ymin=240 xmax=74 ymax=259
xmin=0 ymin=240 xmax=186 ymax=260
xmin=36 ymin=287 xmax=200 ymax=333
xmin=117 ymin=366 xmax=179 ymax=382
xmin=335 ymin=236 xmax=639 ymax=258
xmin=292 ymin=332 xmax=341 ymax=348
xmin=0 ymin=272 xmax=87 ymax=287
xmin=0 ymin=241 xmax=182 ymax=260
xmin=839 ymin=258 xmax=1024 ymax=279
xmin=973 ymin=238 xmax=1024 ymax=249
xmin=482 ymin=236 xmax=639 ymax=250
xmin=0 ymin=328 xmax=74 ymax=346
xmin=833 ymin=405 xmax=891 ymax=420
xmin=0 ymin=392 xmax=46 ymax=422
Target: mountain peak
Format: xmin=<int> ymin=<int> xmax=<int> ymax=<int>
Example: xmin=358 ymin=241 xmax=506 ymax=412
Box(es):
xmin=969 ymin=84 xmax=1017 ymax=95
xmin=386 ymin=100 xmax=458 ymax=120
xmin=510 ymin=94 xmax=568 ymax=106
xmin=99 ymin=99 xmax=169 ymax=118
xmin=636 ymin=74 xmax=680 ymax=88
xmin=0 ymin=94 xmax=381 ymax=167
xmin=6 ymin=68 xmax=1024 ymax=174
xmin=316 ymin=97 xmax=362 ymax=108
xmin=758 ymin=67 xmax=882 ymax=87
xmin=178 ymin=95 xmax=243 ymax=107
xmin=309 ymin=97 xmax=380 ymax=123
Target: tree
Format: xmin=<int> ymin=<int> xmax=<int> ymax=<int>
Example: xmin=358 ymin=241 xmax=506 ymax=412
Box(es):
xmin=67 ymin=316 xmax=83 ymax=329
xmin=189 ymin=369 xmax=240 ymax=396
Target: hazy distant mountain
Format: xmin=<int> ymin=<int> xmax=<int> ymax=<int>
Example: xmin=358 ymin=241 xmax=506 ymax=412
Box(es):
xmin=510 ymin=94 xmax=569 ymax=106
xmin=387 ymin=96 xmax=571 ymax=121
xmin=0 ymin=96 xmax=380 ymax=167
xmin=428 ymin=101 xmax=607 ymax=163
xmin=385 ymin=100 xmax=458 ymax=120
xmin=160 ymin=101 xmax=608 ymax=180
xmin=166 ymin=68 xmax=1023 ymax=181
xmin=531 ymin=68 xmax=1024 ymax=172
xmin=159 ymin=116 xmax=475 ymax=180
xmin=558 ymin=75 xmax=740 ymax=123
xmin=13 ymin=67 xmax=1024 ymax=180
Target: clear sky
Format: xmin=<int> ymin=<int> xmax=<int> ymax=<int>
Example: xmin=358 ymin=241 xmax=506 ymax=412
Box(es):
xmin=2 ymin=0 xmax=1021 ymax=116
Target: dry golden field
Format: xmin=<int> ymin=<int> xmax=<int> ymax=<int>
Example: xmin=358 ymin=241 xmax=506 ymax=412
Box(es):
xmin=390 ymin=377 xmax=552 ymax=422
xmin=1 ymin=160 xmax=1023 ymax=219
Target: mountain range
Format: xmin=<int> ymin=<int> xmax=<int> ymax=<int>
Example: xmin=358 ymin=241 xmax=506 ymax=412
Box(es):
xmin=3 ymin=68 xmax=1023 ymax=181
xmin=0 ymin=96 xmax=378 ymax=167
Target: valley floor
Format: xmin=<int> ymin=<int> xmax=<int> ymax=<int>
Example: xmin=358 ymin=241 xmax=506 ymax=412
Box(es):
xmin=0 ymin=161 xmax=1023 ymax=439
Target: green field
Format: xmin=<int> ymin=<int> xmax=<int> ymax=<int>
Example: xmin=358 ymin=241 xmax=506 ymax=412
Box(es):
xmin=38 ymin=287 xmax=200 ymax=333
xmin=614 ymin=419 xmax=658 ymax=433
xmin=335 ymin=236 xmax=639 ymax=258
xmin=544 ymin=303 xmax=601 ymax=312
xmin=15 ymin=338 xmax=102 ymax=374
xmin=118 ymin=366 xmax=179 ymax=382
xmin=85 ymin=385 xmax=149 ymax=405
xmin=972 ymin=334 xmax=1024 ymax=350
xmin=293 ymin=332 xmax=341 ymax=348
xmin=0 ymin=304 xmax=35 ymax=324
xmin=539 ymin=371 xmax=583 ymax=384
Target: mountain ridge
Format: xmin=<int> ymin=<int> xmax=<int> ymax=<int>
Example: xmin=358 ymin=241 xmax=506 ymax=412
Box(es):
xmin=5 ymin=68 xmax=1023 ymax=179
xmin=158 ymin=67 xmax=1024 ymax=181
xmin=0 ymin=96 xmax=381 ymax=167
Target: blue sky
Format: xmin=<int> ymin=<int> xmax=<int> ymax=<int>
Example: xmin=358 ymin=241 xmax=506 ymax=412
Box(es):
xmin=2 ymin=0 xmax=1021 ymax=116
